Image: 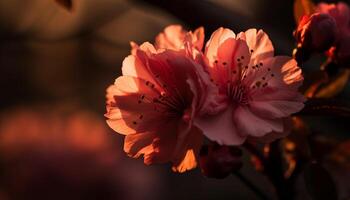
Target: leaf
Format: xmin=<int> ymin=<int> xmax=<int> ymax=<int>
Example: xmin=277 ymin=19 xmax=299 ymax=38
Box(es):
xmin=298 ymin=98 xmax=350 ymax=117
xmin=315 ymin=69 xmax=350 ymax=98
xmin=294 ymin=0 xmax=316 ymax=23
xmin=55 ymin=0 xmax=73 ymax=11
xmin=303 ymin=162 xmax=338 ymax=200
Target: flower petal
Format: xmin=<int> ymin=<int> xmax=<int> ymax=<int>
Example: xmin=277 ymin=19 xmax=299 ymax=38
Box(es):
xmin=234 ymin=106 xmax=283 ymax=137
xmin=237 ymin=29 xmax=274 ymax=63
xmin=206 ymin=34 xmax=251 ymax=87
xmin=172 ymin=126 xmax=203 ymax=173
xmin=205 ymin=27 xmax=236 ymax=65
xmin=248 ymin=118 xmax=293 ymax=143
xmin=155 ymin=25 xmax=186 ymax=50
xmin=121 ymin=55 xmax=154 ymax=83
xmin=245 ymin=56 xmax=303 ymax=89
xmin=195 ymin=105 xmax=246 ymax=145
xmin=249 ymin=100 xmax=304 ymax=119
xmin=124 ymin=131 xmax=155 ymax=158
xmin=193 ymin=26 xmax=205 ymax=50
xmin=105 ymin=76 xmax=163 ymax=135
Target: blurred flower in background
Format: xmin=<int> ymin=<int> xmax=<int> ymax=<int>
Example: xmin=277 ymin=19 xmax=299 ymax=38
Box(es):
xmin=294 ymin=1 xmax=350 ymax=67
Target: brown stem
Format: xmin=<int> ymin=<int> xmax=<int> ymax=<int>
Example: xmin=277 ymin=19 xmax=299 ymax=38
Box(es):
xmin=265 ymin=141 xmax=293 ymax=200
xmin=244 ymin=141 xmax=294 ymax=200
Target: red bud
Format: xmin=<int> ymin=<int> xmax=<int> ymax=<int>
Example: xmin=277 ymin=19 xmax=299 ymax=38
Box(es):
xmin=199 ymin=143 xmax=243 ymax=179
xmin=295 ymin=13 xmax=338 ymax=54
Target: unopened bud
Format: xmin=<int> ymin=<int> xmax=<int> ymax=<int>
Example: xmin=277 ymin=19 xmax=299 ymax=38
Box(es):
xmin=295 ymin=13 xmax=338 ymax=56
xmin=199 ymin=143 xmax=243 ymax=179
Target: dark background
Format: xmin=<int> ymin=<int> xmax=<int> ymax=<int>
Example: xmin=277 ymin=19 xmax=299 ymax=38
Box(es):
xmin=0 ymin=0 xmax=349 ymax=199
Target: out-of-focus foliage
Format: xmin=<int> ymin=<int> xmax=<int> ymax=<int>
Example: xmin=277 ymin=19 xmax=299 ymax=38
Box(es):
xmin=315 ymin=69 xmax=350 ymax=98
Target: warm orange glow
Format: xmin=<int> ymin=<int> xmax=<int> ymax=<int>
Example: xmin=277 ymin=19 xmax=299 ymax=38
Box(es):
xmin=172 ymin=149 xmax=197 ymax=173
xmin=285 ymin=141 xmax=296 ymax=152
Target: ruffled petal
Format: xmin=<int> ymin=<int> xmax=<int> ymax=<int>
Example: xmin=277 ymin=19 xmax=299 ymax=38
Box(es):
xmin=121 ymin=55 xmax=154 ymax=83
xmin=248 ymin=118 xmax=293 ymax=143
xmin=105 ymin=76 xmax=163 ymax=135
xmin=234 ymin=106 xmax=283 ymax=137
xmin=206 ymin=35 xmax=251 ymax=88
xmin=193 ymin=26 xmax=205 ymax=50
xmin=237 ymin=29 xmax=274 ymax=63
xmin=172 ymin=126 xmax=203 ymax=173
xmin=195 ymin=105 xmax=246 ymax=145
xmin=155 ymin=25 xmax=205 ymax=51
xmin=244 ymin=56 xmax=303 ymax=90
xmin=124 ymin=131 xmax=156 ymax=158
xmin=249 ymin=100 xmax=304 ymax=119
xmin=155 ymin=25 xmax=186 ymax=50
xmin=205 ymin=27 xmax=236 ymax=64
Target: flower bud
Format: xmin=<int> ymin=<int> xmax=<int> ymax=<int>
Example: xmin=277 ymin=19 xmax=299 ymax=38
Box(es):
xmin=295 ymin=13 xmax=338 ymax=54
xmin=199 ymin=143 xmax=243 ymax=179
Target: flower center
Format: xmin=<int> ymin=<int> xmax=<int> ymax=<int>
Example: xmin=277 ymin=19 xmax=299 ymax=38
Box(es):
xmin=228 ymin=84 xmax=249 ymax=105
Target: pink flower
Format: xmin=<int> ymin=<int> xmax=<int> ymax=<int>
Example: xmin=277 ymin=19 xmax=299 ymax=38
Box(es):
xmin=105 ymin=42 xmax=217 ymax=172
xmin=195 ymin=28 xmax=305 ymax=145
xmin=155 ymin=25 xmax=205 ymax=51
xmin=315 ymin=2 xmax=350 ymax=66
xmin=316 ymin=2 xmax=350 ymax=33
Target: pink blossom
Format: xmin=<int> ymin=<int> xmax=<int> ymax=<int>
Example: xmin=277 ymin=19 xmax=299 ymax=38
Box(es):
xmin=295 ymin=13 xmax=338 ymax=53
xmin=314 ymin=2 xmax=350 ymax=65
xmin=195 ymin=28 xmax=305 ymax=145
xmin=155 ymin=25 xmax=205 ymax=51
xmin=316 ymin=2 xmax=350 ymax=33
xmin=105 ymin=42 xmax=217 ymax=172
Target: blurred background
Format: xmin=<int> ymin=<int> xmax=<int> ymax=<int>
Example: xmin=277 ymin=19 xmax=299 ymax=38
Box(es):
xmin=0 ymin=0 xmax=349 ymax=199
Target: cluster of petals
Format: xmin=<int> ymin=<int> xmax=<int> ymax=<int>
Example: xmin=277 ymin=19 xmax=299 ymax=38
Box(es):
xmin=105 ymin=25 xmax=305 ymax=172
xmin=295 ymin=2 xmax=350 ymax=64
